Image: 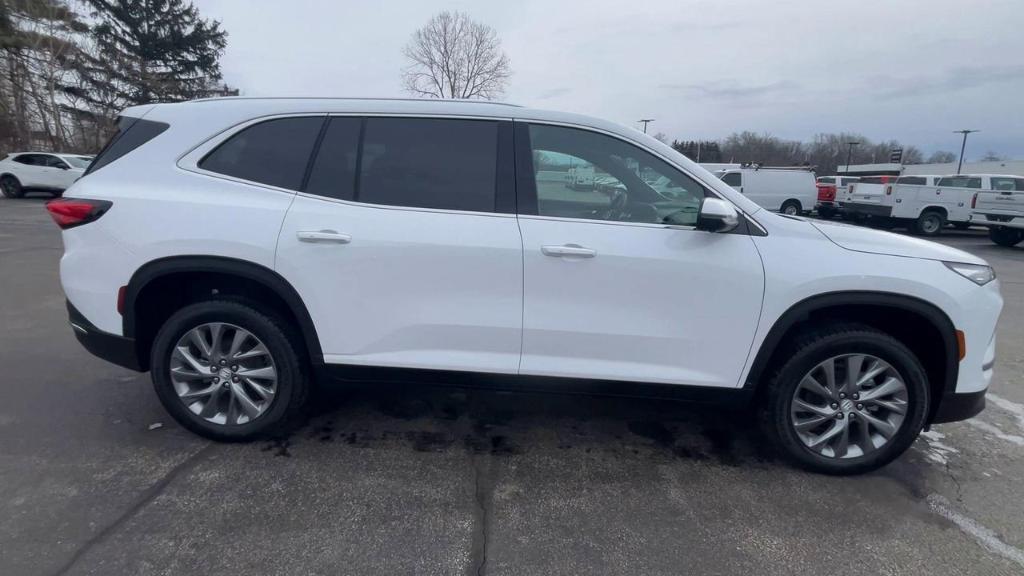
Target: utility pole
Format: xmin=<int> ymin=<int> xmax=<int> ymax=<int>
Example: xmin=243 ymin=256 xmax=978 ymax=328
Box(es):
xmin=844 ymin=141 xmax=860 ymax=175
xmin=638 ymin=119 xmax=654 ymax=134
xmin=954 ymin=130 xmax=979 ymax=175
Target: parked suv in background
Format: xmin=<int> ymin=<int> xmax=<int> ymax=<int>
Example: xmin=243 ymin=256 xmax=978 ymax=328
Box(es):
xmin=0 ymin=152 xmax=92 ymax=197
xmin=50 ymin=98 xmax=1001 ymax=475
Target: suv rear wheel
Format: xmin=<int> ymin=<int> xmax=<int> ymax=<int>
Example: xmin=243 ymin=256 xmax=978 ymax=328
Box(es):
xmin=150 ymin=300 xmax=308 ymax=441
xmin=763 ymin=324 xmax=929 ymax=475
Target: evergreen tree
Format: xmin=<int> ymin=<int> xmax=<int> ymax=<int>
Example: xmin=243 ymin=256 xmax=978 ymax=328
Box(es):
xmin=78 ymin=0 xmax=227 ymax=110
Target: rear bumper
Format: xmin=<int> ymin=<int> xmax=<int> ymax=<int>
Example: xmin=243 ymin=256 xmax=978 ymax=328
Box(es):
xmin=843 ymin=203 xmax=892 ymax=217
xmin=932 ymin=389 xmax=986 ymax=424
xmin=67 ymin=301 xmax=143 ymax=371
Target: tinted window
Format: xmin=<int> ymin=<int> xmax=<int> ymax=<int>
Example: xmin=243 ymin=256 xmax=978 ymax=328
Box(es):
xmin=13 ymin=154 xmax=40 ymax=165
xmin=200 ymin=117 xmax=324 ymax=190
xmin=839 ymin=177 xmax=859 ymax=186
xmin=358 ymin=118 xmax=497 ymax=212
xmin=42 ymin=155 xmax=68 ymax=168
xmin=528 ymin=124 xmax=705 ymax=225
xmin=86 ymin=117 xmax=169 ymax=175
xmin=937 ymin=176 xmax=982 ymax=189
xmin=305 ymin=117 xmax=362 ymax=200
xmin=721 ymin=172 xmax=742 ymax=186
xmin=817 ymin=177 xmax=835 ymax=184
xmin=897 ymin=176 xmax=926 ymax=185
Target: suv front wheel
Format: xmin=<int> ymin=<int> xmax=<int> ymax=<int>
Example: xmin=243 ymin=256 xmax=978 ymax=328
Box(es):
xmin=763 ymin=324 xmax=929 ymax=475
xmin=150 ymin=300 xmax=308 ymax=441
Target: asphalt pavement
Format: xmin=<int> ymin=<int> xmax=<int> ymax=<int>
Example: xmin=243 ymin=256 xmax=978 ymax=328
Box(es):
xmin=2 ymin=193 xmax=1023 ymax=575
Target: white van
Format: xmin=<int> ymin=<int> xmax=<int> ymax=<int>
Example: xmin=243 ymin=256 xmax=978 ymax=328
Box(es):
xmin=714 ymin=167 xmax=817 ymax=215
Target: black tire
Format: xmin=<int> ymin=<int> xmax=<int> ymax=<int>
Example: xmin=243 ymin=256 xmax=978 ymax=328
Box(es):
xmin=989 ymin=226 xmax=1024 ymax=247
xmin=150 ymin=300 xmax=309 ymax=441
xmin=952 ymin=222 xmax=971 ymax=231
xmin=913 ymin=209 xmax=945 ymax=236
xmin=817 ymin=207 xmax=836 ymax=220
xmin=762 ymin=324 xmax=929 ymax=475
xmin=781 ymin=200 xmax=801 ymax=216
xmin=0 ymin=175 xmax=23 ymax=198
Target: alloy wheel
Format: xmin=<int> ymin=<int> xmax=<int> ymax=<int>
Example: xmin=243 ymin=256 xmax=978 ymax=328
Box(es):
xmin=790 ymin=354 xmax=908 ymax=459
xmin=169 ymin=322 xmax=278 ymax=426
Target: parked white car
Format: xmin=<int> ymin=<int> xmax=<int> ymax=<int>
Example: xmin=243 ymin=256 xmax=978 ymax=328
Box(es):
xmin=0 ymin=152 xmax=92 ymax=198
xmin=969 ymin=176 xmax=1024 ymax=246
xmin=50 ymin=98 xmax=1001 ymax=475
xmin=714 ymin=167 xmax=817 ymax=215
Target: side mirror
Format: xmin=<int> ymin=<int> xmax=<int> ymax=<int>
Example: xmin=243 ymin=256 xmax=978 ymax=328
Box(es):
xmin=696 ymin=197 xmax=740 ymax=233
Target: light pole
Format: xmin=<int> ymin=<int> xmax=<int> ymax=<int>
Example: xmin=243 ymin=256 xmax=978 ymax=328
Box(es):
xmin=954 ymin=130 xmax=979 ymax=175
xmin=638 ymin=119 xmax=654 ymax=134
xmin=844 ymin=141 xmax=860 ymax=175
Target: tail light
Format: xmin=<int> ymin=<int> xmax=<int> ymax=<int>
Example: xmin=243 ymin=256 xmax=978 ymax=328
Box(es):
xmin=971 ymin=193 xmax=978 ymax=208
xmin=45 ymin=198 xmax=112 ymax=229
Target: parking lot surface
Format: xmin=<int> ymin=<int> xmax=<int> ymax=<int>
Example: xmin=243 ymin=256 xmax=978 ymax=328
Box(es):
xmin=3 ymin=195 xmax=1023 ymax=575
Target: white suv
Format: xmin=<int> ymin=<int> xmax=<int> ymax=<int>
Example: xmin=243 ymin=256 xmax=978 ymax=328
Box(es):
xmin=49 ymin=98 xmax=1002 ymax=474
xmin=0 ymin=152 xmax=92 ymax=197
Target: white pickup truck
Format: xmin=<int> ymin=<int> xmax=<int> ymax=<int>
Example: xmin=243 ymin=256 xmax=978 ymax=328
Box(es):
xmin=842 ymin=174 xmax=1015 ymax=236
xmin=969 ymin=175 xmax=1024 ymax=246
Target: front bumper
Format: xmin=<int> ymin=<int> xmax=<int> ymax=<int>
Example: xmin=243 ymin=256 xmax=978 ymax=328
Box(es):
xmin=67 ymin=301 xmax=143 ymax=371
xmin=932 ymin=389 xmax=986 ymax=423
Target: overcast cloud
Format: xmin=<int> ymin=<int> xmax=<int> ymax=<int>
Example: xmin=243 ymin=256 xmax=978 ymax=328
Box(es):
xmin=197 ymin=0 xmax=1024 ymax=158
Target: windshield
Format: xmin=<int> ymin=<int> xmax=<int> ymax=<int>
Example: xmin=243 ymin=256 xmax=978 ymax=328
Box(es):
xmin=62 ymin=156 xmax=93 ymax=169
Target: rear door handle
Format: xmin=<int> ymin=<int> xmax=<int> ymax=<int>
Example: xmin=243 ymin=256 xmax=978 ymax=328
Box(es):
xmin=541 ymin=244 xmax=596 ymax=258
xmin=296 ymin=230 xmax=352 ymax=244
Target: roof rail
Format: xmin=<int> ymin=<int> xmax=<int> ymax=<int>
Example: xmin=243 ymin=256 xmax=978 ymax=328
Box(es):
xmin=187 ymin=96 xmax=523 ymax=107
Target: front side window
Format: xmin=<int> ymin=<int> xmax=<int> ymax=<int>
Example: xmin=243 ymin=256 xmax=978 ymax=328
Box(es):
xmin=357 ymin=117 xmax=498 ymax=212
xmin=527 ymin=124 xmax=705 ymax=226
xmin=199 ymin=117 xmax=324 ymax=191
xmin=721 ymin=172 xmax=742 ymax=187
xmin=42 ymin=155 xmax=69 ymax=169
xmin=305 ymin=117 xmax=362 ymax=201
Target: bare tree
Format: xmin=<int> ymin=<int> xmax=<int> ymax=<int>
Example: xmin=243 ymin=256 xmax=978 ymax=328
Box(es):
xmin=926 ymin=150 xmax=957 ymax=164
xmin=401 ymin=11 xmax=510 ymax=100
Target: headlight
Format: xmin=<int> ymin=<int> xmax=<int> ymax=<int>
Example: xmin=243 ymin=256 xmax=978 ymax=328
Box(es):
xmin=943 ymin=261 xmax=995 ymax=285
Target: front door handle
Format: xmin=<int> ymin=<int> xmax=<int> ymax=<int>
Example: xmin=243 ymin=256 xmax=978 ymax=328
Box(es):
xmin=296 ymin=230 xmax=352 ymax=244
xmin=541 ymin=244 xmax=596 ymax=258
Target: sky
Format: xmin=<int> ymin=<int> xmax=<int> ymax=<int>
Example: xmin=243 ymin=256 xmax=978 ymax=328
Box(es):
xmin=196 ymin=0 xmax=1024 ymax=159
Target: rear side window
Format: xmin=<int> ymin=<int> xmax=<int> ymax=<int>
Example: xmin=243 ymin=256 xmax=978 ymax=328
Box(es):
xmin=839 ymin=177 xmax=859 ymax=186
xmin=305 ymin=117 xmax=362 ymax=200
xmin=200 ymin=117 xmax=324 ymax=190
xmin=85 ymin=116 xmax=169 ymax=175
xmin=13 ymin=154 xmax=40 ymax=165
xmin=357 ymin=117 xmax=497 ymax=212
xmin=721 ymin=172 xmax=742 ymax=186
xmin=896 ymin=176 xmax=926 ymax=185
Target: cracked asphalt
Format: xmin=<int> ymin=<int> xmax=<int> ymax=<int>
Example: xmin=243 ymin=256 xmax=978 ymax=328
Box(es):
xmin=3 ymin=194 xmax=1023 ymax=575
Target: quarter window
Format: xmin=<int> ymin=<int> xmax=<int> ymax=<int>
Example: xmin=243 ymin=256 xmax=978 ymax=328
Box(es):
xmin=526 ymin=124 xmax=706 ymax=225
xmin=990 ymin=177 xmax=1024 ymax=191
xmin=199 ymin=117 xmax=325 ymax=191
xmin=357 ymin=117 xmax=498 ymax=212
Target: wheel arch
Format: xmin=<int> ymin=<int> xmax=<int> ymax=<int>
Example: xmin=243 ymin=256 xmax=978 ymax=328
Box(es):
xmin=124 ymin=256 xmax=323 ymax=371
xmin=744 ymin=291 xmax=958 ymax=423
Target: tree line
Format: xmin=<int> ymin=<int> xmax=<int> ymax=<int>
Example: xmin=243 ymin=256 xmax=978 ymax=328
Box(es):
xmin=1 ymin=0 xmax=229 ymax=155
xmin=662 ymin=132 xmax=969 ymax=175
